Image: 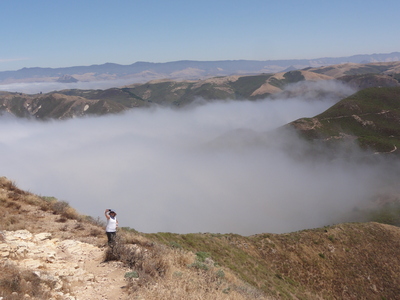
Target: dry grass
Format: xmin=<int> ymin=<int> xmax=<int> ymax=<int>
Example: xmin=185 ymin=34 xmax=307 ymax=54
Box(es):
xmin=103 ymin=230 xmax=269 ymax=299
xmin=0 ymin=177 xmax=105 ymax=239
xmin=0 ymin=262 xmax=52 ymax=299
xmin=3 ymin=176 xmax=400 ymax=299
xmin=125 ymin=246 xmax=268 ymax=300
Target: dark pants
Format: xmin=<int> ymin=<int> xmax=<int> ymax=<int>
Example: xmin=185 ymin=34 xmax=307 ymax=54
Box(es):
xmin=106 ymin=231 xmax=116 ymax=246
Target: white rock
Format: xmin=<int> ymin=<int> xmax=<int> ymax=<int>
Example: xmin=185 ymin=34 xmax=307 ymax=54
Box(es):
xmin=34 ymin=232 xmax=52 ymax=241
xmin=7 ymin=230 xmax=32 ymax=241
xmin=20 ymin=258 xmax=44 ymax=269
xmin=0 ymin=244 xmax=10 ymax=257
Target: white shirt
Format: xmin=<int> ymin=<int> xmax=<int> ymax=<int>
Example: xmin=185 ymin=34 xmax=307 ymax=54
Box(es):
xmin=106 ymin=217 xmax=117 ymax=232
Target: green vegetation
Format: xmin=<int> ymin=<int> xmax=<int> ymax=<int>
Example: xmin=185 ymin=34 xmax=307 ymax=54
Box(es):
xmin=230 ymin=74 xmax=272 ymax=99
xmin=367 ymin=203 xmax=400 ymax=226
xmin=269 ymin=71 xmax=305 ymax=89
xmin=291 ymin=87 xmax=400 ymax=153
xmin=343 ymin=65 xmax=394 ymax=75
xmin=311 ymin=66 xmax=336 ymax=74
xmin=283 ymin=70 xmax=305 ymax=83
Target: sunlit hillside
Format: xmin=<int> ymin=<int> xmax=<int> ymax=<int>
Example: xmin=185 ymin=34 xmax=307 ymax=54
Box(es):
xmin=1 ymin=177 xmax=400 ymax=299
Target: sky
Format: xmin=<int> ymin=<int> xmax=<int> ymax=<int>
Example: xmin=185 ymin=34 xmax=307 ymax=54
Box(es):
xmin=1 ymin=0 xmax=400 ymax=72
xmin=2 ymin=81 xmax=398 ymax=235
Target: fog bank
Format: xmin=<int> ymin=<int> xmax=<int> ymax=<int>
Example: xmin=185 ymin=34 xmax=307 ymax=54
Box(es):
xmin=0 ymin=78 xmax=145 ymax=94
xmin=1 ymin=82 xmax=394 ymax=235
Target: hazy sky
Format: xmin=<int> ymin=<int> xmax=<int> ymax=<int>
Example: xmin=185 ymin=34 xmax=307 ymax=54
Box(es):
xmin=1 ymin=0 xmax=399 ymax=71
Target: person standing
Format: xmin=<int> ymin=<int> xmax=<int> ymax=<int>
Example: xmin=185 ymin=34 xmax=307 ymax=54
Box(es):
xmin=105 ymin=209 xmax=118 ymax=246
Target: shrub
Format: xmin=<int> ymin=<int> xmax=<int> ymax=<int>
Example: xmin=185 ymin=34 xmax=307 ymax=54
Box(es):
xmin=51 ymin=200 xmax=69 ymax=215
xmin=169 ymin=241 xmax=182 ymax=249
xmin=0 ymin=262 xmax=52 ymax=299
xmin=85 ymin=215 xmax=106 ymax=228
xmin=104 ymin=235 xmax=170 ymax=280
xmin=56 ymin=217 xmax=68 ymax=223
xmin=216 ymin=269 xmax=225 ymax=278
xmin=74 ymin=222 xmax=85 ymax=231
xmin=124 ymin=271 xmax=139 ymax=279
xmin=195 ymin=251 xmax=210 ymax=262
xmin=90 ymin=228 xmax=103 ymax=237
xmin=51 ymin=200 xmax=80 ymax=220
xmin=189 ymin=260 xmax=209 ymax=271
xmin=188 ymin=252 xmax=214 ymax=271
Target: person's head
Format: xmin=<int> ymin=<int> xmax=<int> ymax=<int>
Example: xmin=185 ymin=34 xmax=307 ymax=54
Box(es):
xmin=109 ymin=210 xmax=117 ymax=217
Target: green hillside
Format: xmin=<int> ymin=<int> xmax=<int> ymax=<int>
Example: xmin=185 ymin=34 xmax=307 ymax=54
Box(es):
xmin=290 ymin=87 xmax=400 ymax=154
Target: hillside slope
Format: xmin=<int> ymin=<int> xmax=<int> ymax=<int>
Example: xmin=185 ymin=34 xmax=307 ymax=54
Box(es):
xmin=289 ymin=86 xmax=400 ymax=154
xmin=1 ymin=61 xmax=400 ymax=120
xmin=1 ymin=177 xmax=400 ymax=299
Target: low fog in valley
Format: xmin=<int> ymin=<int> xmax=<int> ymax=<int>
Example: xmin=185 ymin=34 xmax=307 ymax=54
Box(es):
xmin=0 ymin=78 xmax=146 ymax=94
xmin=1 ymin=81 xmax=398 ymax=235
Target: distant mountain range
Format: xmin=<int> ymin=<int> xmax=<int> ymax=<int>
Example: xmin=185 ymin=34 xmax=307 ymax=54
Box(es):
xmin=1 ymin=61 xmax=400 ymax=120
xmin=1 ymin=52 xmax=399 ymax=84
xmin=2 ymin=60 xmax=400 ymax=155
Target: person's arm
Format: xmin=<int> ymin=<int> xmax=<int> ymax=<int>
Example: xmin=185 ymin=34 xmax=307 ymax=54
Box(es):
xmin=104 ymin=209 xmax=110 ymax=220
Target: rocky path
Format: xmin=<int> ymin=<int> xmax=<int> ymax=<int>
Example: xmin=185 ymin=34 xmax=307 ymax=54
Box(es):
xmin=0 ymin=229 xmax=131 ymax=299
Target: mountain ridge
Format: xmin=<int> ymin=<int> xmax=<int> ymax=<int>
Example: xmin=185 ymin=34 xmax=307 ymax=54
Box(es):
xmin=1 ymin=52 xmax=399 ymax=84
xmin=1 ymin=61 xmax=399 ymax=122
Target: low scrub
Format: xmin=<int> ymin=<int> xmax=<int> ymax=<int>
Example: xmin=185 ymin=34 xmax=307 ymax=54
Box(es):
xmin=0 ymin=262 xmax=52 ymax=299
xmin=104 ymin=235 xmax=170 ymax=289
xmin=104 ymin=230 xmax=266 ymax=299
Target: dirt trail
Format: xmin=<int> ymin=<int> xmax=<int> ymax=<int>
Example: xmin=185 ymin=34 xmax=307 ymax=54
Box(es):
xmin=0 ymin=229 xmax=133 ymax=300
xmin=72 ymin=248 xmax=130 ymax=300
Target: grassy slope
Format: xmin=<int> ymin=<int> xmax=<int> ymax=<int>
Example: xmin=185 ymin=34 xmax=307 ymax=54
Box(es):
xmin=290 ymin=87 xmax=400 ymax=153
xmin=1 ymin=177 xmax=400 ymax=299
xmin=145 ymin=222 xmax=400 ymax=299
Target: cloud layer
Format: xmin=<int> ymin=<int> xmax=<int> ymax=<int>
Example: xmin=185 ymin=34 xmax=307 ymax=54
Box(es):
xmin=0 ymin=78 xmax=146 ymax=94
xmin=1 ymin=82 xmax=395 ymax=235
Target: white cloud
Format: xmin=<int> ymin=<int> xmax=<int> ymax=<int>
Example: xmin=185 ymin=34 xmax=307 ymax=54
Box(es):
xmin=0 ymin=78 xmax=145 ymax=94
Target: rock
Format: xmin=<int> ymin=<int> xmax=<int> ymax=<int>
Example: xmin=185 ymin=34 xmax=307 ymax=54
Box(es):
xmin=0 ymin=244 xmax=10 ymax=257
xmin=3 ymin=229 xmax=32 ymax=241
xmin=34 ymin=232 xmax=52 ymax=241
xmin=0 ymin=229 xmax=131 ymax=300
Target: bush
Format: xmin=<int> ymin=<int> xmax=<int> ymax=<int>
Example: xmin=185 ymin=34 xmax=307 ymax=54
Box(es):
xmin=104 ymin=235 xmax=170 ymax=280
xmin=124 ymin=271 xmax=139 ymax=279
xmin=85 ymin=215 xmax=106 ymax=228
xmin=169 ymin=241 xmax=182 ymax=249
xmin=188 ymin=252 xmax=214 ymax=271
xmin=0 ymin=262 xmax=52 ymax=299
xmin=195 ymin=251 xmax=210 ymax=262
xmin=50 ymin=200 xmax=80 ymax=220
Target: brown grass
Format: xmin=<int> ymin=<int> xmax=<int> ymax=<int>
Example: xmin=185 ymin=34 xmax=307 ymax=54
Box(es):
xmin=0 ymin=262 xmax=52 ymax=299
xmin=123 ymin=245 xmax=268 ymax=300
xmin=0 ymin=177 xmax=108 ymax=246
xmin=3 ymin=176 xmax=400 ymax=299
xmin=103 ymin=231 xmax=269 ymax=299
